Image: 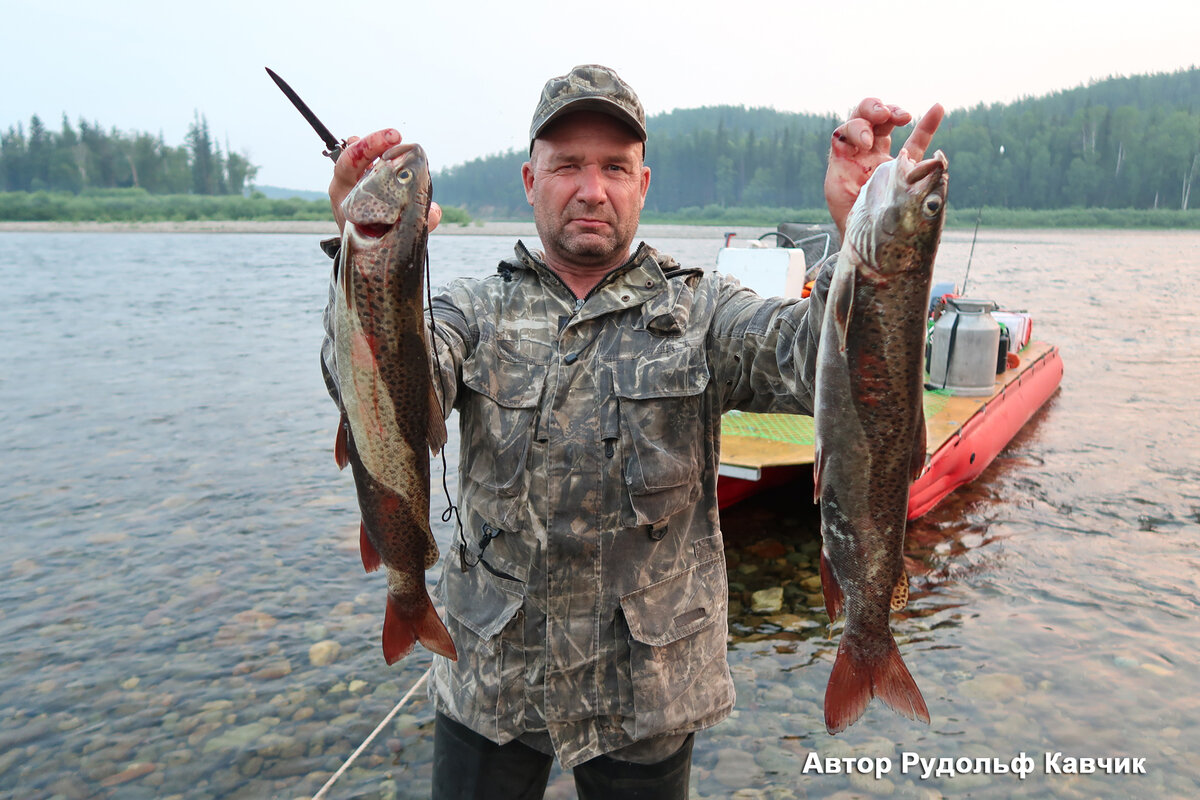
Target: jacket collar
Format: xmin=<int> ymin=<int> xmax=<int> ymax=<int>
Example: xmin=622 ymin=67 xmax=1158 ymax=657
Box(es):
xmin=503 ymin=241 xmax=697 ymax=335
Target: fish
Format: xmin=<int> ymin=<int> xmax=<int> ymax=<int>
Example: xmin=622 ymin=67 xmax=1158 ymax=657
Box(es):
xmin=813 ymin=146 xmax=948 ymax=733
xmin=331 ymin=142 xmax=456 ymax=664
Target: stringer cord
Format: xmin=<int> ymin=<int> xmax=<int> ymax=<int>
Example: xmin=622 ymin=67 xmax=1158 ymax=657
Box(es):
xmin=424 ymin=248 xmax=466 ymax=552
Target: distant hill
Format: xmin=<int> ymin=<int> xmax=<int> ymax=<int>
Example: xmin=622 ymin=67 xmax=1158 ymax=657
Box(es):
xmin=434 ymin=67 xmax=1200 ymax=216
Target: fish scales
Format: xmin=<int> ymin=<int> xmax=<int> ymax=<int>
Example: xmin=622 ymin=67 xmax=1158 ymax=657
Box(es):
xmin=332 ymin=142 xmax=455 ymax=664
xmin=814 ymin=147 xmax=948 ymax=733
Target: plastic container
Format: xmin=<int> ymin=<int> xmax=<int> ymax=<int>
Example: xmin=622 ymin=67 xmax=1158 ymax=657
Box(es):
xmin=992 ymin=311 xmax=1032 ymax=349
xmin=927 ymin=299 xmax=1001 ymax=396
xmin=996 ymin=327 xmax=1011 ymax=374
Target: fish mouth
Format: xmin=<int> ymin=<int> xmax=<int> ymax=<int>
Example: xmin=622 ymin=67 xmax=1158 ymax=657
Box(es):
xmin=343 ymin=143 xmax=431 ymax=240
xmin=382 ymin=142 xmax=421 ymax=162
xmin=904 ymin=149 xmax=948 ymax=184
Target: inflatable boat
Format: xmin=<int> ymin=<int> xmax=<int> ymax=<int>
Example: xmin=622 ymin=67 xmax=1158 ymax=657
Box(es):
xmin=714 ymin=230 xmax=1063 ymax=519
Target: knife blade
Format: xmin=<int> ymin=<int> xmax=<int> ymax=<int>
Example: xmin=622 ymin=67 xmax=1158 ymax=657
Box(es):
xmin=265 ymin=67 xmax=347 ymax=163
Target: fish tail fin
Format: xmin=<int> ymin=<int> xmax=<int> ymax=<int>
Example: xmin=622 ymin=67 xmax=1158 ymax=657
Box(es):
xmin=359 ymin=522 xmax=382 ymax=573
xmin=819 ymin=549 xmax=845 ymax=623
xmin=825 ymin=631 xmax=929 ymax=734
xmin=382 ymin=589 xmax=458 ymax=665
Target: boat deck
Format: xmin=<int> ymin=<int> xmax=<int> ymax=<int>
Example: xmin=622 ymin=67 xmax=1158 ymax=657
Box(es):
xmin=717 ymin=340 xmax=1063 ymax=516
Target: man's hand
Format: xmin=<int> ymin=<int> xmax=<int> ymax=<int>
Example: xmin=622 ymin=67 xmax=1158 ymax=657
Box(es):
xmin=329 ymin=128 xmax=443 ymax=234
xmin=824 ymin=99 xmax=944 ymax=235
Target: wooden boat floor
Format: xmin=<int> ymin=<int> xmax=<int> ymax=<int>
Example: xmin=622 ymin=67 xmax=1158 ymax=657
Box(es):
xmin=718 ymin=340 xmax=1057 ymax=471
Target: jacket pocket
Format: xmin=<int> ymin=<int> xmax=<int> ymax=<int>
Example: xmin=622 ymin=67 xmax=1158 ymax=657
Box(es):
xmin=441 ymin=542 xmax=525 ymax=640
xmin=611 ymin=343 xmax=710 ymax=526
xmin=460 ymin=340 xmax=546 ymax=528
xmin=618 ymin=555 xmax=732 ymax=739
xmin=432 ymin=545 xmax=527 ymax=737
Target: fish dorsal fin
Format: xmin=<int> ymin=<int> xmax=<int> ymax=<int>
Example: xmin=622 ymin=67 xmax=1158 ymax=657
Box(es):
xmin=424 ymin=322 xmax=449 ymax=455
xmin=427 ymin=384 xmax=448 ymax=456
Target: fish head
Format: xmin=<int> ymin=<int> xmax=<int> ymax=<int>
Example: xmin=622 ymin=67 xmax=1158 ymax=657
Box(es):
xmin=844 ymin=149 xmax=948 ymax=277
xmin=341 ymin=143 xmax=432 ymax=241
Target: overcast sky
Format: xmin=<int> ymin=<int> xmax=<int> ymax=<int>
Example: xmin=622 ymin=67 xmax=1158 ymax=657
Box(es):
xmin=4 ymin=0 xmax=1196 ymax=193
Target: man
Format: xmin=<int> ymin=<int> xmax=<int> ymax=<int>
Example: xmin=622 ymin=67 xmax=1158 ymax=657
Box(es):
xmin=323 ymin=65 xmax=942 ymax=800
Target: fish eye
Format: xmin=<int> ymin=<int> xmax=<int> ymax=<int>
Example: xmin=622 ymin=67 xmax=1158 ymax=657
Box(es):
xmin=923 ymin=194 xmax=943 ymax=217
xmin=397 ymin=168 xmax=413 ymax=183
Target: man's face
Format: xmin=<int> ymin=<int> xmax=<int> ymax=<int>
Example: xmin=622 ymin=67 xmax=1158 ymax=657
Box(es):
xmin=522 ymin=111 xmax=651 ymax=273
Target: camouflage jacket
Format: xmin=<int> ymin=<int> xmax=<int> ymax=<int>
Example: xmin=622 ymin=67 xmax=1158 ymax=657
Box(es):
xmin=322 ymin=239 xmax=830 ymax=768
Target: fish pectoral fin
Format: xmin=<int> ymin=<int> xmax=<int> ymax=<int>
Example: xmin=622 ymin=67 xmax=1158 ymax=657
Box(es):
xmin=360 ymin=522 xmax=382 ymax=573
xmin=382 ymin=589 xmax=458 ymax=664
xmin=337 ymin=231 xmax=354 ymax=308
xmin=334 ymin=412 xmax=350 ymax=470
xmin=812 ymin=443 xmax=823 ymax=504
xmin=828 ymin=264 xmax=856 ymax=352
xmin=890 ymin=569 xmax=910 ymax=612
xmin=819 ymin=549 xmax=845 ymax=623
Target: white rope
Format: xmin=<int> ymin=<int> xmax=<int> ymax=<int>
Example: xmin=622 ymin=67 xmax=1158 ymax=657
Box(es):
xmin=312 ymin=666 xmax=432 ymax=800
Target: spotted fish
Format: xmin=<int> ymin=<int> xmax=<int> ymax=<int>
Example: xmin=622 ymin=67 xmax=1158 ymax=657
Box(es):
xmin=332 ymin=143 xmax=456 ymax=664
xmin=814 ymin=147 xmax=948 ymax=733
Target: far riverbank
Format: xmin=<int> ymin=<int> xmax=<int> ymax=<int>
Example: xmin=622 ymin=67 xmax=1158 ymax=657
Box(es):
xmin=0 ymin=220 xmax=779 ymax=239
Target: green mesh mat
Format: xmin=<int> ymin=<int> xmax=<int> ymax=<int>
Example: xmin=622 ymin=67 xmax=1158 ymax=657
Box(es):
xmin=722 ymin=411 xmax=815 ymax=445
xmin=921 ymin=389 xmax=950 ymax=418
xmin=723 ymin=390 xmax=952 ymax=446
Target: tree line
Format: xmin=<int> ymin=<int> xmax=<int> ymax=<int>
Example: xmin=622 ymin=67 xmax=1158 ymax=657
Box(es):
xmin=434 ymin=67 xmax=1200 ymax=217
xmin=1 ymin=112 xmax=257 ymax=196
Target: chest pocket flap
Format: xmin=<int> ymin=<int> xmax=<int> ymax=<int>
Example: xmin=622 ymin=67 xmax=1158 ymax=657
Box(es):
xmin=462 ymin=338 xmax=547 ymax=408
xmin=610 ymin=343 xmax=710 ymax=526
xmin=460 ymin=340 xmax=547 ymax=526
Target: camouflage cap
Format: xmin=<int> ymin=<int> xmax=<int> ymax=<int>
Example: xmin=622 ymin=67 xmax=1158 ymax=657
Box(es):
xmin=529 ymin=65 xmax=646 ymax=150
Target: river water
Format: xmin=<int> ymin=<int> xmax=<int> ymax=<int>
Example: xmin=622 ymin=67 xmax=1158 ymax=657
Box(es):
xmin=1 ymin=228 xmax=1197 ymax=799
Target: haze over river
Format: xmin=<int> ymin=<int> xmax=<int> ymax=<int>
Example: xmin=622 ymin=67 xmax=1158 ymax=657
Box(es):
xmin=1 ymin=227 xmax=1197 ymax=799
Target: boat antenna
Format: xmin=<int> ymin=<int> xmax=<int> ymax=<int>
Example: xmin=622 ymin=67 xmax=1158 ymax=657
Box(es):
xmin=962 ymin=144 xmax=1004 ymax=296
xmin=962 ymin=207 xmax=982 ymax=296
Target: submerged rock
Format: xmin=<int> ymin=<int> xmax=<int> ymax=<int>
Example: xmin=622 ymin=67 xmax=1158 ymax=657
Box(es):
xmin=201 ymin=721 xmax=273 ymax=754
xmin=98 ymin=762 xmax=157 ymax=788
xmin=308 ymin=640 xmax=341 ymax=666
xmin=714 ymin=747 xmax=764 ymax=789
xmin=746 ymin=539 xmax=788 ymax=559
xmin=751 ymin=587 xmax=784 ymax=614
